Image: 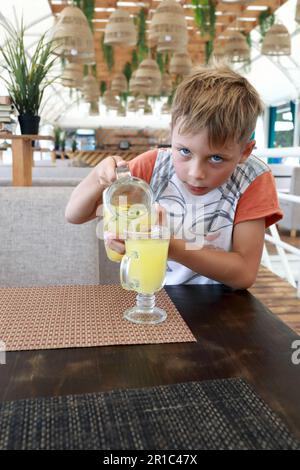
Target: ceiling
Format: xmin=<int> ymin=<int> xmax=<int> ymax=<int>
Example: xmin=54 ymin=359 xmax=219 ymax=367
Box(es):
xmin=48 ymin=0 xmax=288 ymax=82
xmin=0 ymin=0 xmax=299 ymax=129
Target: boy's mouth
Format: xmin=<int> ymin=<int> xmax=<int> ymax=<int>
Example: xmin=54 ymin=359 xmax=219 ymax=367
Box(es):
xmin=185 ymin=183 xmax=208 ymax=195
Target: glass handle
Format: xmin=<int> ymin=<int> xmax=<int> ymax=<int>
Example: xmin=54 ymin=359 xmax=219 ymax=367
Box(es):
xmin=120 ymin=251 xmax=138 ymax=290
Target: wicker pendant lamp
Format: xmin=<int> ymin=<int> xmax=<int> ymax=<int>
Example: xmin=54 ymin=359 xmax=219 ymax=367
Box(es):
xmin=134 ymin=78 xmax=154 ymax=96
xmin=136 ymin=95 xmax=147 ymax=109
xmin=224 ymin=32 xmax=250 ymax=63
xmin=111 ymin=73 xmax=128 ymax=95
xmin=61 ymin=62 xmax=83 ymax=89
xmin=261 ymin=23 xmax=291 ymax=56
xmin=104 ymin=9 xmax=137 ymax=47
xmin=152 ymin=84 xmax=162 ymax=96
xmin=161 ymin=73 xmax=173 ymax=96
xmin=161 ymin=102 xmax=171 ymax=114
xmin=149 ymin=0 xmax=188 ymax=53
xmin=127 ymin=99 xmax=138 ymax=112
xmin=211 ymin=41 xmax=226 ymax=62
xmin=89 ymin=101 xmax=99 ymax=116
xmin=129 ymin=71 xmax=152 ymax=96
xmin=117 ymin=102 xmax=126 ymax=116
xmin=102 ymin=89 xmax=114 ymax=104
xmin=144 ymin=102 xmax=153 ymax=115
xmin=169 ymin=52 xmax=192 ymax=76
xmin=129 ymin=72 xmax=146 ymax=95
xmin=130 ymin=80 xmax=152 ymax=96
xmin=135 ymin=58 xmax=162 ymax=96
xmin=107 ymin=100 xmax=119 ymax=110
xmin=103 ymin=90 xmax=119 ymax=109
xmin=296 ymin=0 xmax=300 ymax=23
xmin=129 ymin=72 xmax=138 ymax=95
xmin=52 ymin=5 xmax=95 ymax=64
xmin=82 ymin=74 xmax=99 ymax=103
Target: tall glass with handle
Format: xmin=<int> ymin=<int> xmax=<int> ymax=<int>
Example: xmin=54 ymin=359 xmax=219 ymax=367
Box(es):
xmin=103 ymin=166 xmax=154 ymax=262
xmin=120 ymin=225 xmax=170 ymax=324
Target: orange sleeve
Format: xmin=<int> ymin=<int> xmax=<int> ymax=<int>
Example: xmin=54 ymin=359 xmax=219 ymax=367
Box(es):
xmin=234 ymin=171 xmax=283 ymax=228
xmin=128 ymin=149 xmax=158 ymax=184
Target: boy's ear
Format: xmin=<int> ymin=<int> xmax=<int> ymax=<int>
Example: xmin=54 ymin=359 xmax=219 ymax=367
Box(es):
xmin=239 ymin=140 xmax=256 ymax=163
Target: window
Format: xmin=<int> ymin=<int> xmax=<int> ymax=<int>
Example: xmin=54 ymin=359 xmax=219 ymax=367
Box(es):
xmin=269 ymin=102 xmax=295 ymax=149
xmin=76 ymin=129 xmax=96 ymax=150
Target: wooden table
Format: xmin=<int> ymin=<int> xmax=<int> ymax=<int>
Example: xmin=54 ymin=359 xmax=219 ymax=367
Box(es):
xmin=0 ymin=285 xmax=300 ymax=441
xmin=0 ymin=134 xmax=53 ymax=186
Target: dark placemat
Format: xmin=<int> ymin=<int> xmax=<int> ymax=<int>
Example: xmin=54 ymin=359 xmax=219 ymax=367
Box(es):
xmin=0 ymin=378 xmax=299 ymax=450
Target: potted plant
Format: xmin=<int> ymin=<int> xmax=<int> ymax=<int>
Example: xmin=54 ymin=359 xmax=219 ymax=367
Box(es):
xmin=60 ymin=135 xmax=66 ymax=158
xmin=71 ymin=137 xmax=77 ymax=153
xmin=54 ymin=126 xmax=61 ymax=150
xmin=0 ymin=20 xmax=57 ymax=135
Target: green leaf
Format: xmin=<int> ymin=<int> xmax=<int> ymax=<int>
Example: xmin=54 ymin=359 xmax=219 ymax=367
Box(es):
xmin=258 ymin=7 xmax=275 ymax=40
xmin=91 ymin=63 xmax=97 ymax=77
xmin=101 ymin=34 xmax=114 ymax=72
xmin=136 ymin=8 xmax=148 ymax=64
xmin=131 ymin=50 xmax=139 ymax=70
xmin=205 ymin=40 xmax=213 ymax=64
xmin=123 ymin=62 xmax=132 ymax=83
xmin=156 ymin=52 xmax=165 ymax=74
xmin=192 ymin=0 xmax=216 ymax=39
xmin=72 ymin=0 xmax=95 ymax=31
xmin=100 ymin=80 xmax=107 ymax=96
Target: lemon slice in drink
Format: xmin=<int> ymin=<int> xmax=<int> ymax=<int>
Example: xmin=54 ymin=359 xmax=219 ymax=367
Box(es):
xmin=127 ymin=204 xmax=148 ymax=219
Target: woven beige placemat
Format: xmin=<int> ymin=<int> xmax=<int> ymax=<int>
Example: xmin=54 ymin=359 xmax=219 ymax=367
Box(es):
xmin=0 ymin=285 xmax=196 ymax=351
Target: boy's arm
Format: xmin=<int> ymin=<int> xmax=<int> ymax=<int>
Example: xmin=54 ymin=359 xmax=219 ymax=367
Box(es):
xmin=65 ymin=156 xmax=127 ymax=224
xmin=65 ymin=167 xmax=102 ymax=224
xmin=168 ymin=218 xmax=266 ymax=290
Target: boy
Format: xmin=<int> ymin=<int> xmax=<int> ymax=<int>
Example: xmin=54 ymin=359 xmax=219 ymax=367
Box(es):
xmin=65 ymin=65 xmax=282 ymax=290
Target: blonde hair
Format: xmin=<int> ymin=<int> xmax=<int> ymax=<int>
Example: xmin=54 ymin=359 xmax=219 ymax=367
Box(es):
xmin=171 ymin=64 xmax=264 ymax=146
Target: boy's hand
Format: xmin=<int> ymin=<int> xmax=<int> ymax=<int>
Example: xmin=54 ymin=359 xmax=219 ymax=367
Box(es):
xmin=105 ymin=234 xmax=126 ymax=255
xmin=94 ymin=156 xmax=128 ymax=190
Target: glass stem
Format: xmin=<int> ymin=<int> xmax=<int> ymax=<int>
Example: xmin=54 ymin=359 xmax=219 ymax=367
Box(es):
xmin=136 ymin=293 xmax=155 ymax=311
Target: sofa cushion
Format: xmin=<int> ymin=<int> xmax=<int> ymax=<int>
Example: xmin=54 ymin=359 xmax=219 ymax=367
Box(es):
xmin=0 ymin=178 xmax=82 ymax=186
xmin=278 ymin=167 xmax=300 ymax=231
xmin=0 ymin=187 xmax=100 ymax=287
xmin=98 ymin=241 xmax=120 ymax=284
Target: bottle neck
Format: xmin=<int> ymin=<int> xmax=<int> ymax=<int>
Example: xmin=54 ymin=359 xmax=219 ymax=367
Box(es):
xmin=116 ymin=166 xmax=131 ymax=180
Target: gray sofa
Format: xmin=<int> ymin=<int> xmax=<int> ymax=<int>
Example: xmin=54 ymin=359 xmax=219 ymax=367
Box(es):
xmin=0 ymin=187 xmax=119 ymax=287
xmin=0 ymin=166 xmax=91 ymax=187
xmin=268 ymin=163 xmax=294 ymax=192
xmin=278 ymin=167 xmax=300 ymax=233
xmin=0 ymin=165 xmax=91 ymax=178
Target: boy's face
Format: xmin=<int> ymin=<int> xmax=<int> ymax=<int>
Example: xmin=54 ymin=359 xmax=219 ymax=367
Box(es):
xmin=171 ymin=123 xmax=255 ymax=196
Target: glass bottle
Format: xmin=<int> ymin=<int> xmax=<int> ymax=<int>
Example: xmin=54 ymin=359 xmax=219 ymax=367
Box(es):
xmin=103 ymin=166 xmax=154 ymax=262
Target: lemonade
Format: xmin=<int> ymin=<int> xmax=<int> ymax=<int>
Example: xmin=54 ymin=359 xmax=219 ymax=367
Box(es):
xmin=123 ymin=237 xmax=169 ymax=294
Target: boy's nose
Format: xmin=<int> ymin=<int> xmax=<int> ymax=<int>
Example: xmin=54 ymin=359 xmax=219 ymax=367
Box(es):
xmin=188 ymin=162 xmax=206 ymax=181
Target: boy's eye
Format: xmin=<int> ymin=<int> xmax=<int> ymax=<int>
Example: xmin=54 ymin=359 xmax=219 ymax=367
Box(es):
xmin=179 ymin=148 xmax=191 ymax=157
xmin=210 ymin=155 xmax=223 ymax=163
